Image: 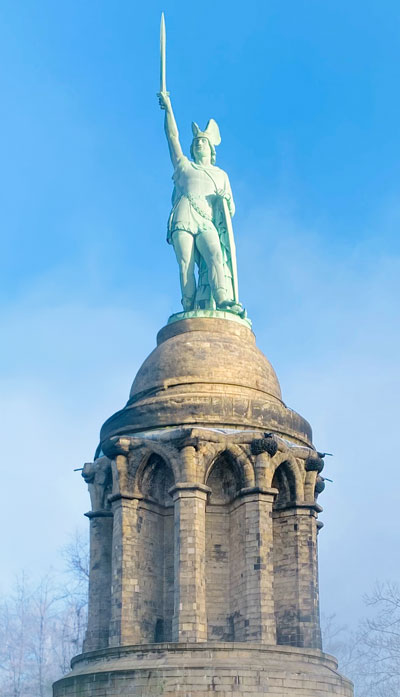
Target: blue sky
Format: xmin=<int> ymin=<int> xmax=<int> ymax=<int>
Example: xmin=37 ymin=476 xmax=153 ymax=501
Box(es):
xmin=1 ymin=0 xmax=400 ymax=637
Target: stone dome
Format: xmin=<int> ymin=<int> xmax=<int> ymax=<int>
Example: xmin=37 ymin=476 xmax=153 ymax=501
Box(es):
xmin=100 ymin=317 xmax=312 ymax=447
xmin=130 ymin=317 xmax=282 ymax=403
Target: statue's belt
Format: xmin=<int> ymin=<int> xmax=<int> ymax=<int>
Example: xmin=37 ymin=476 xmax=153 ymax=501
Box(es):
xmin=183 ymin=193 xmax=213 ymax=222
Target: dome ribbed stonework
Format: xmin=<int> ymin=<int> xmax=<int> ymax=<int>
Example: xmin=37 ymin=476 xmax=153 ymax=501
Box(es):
xmin=100 ymin=317 xmax=312 ymax=447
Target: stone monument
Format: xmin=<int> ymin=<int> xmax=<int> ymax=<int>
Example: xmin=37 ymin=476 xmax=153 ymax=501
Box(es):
xmin=53 ymin=15 xmax=354 ymax=697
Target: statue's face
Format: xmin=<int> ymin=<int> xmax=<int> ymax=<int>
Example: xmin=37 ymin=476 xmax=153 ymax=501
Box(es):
xmin=192 ymin=137 xmax=211 ymax=160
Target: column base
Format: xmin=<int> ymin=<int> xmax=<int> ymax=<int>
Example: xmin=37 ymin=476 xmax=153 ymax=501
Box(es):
xmin=53 ymin=642 xmax=353 ymax=696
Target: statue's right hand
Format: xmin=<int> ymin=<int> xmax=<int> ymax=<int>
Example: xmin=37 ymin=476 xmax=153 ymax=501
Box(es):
xmin=158 ymin=91 xmax=170 ymax=110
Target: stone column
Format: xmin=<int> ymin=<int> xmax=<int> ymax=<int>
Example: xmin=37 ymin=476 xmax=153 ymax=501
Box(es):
xmin=241 ymin=488 xmax=277 ymax=644
xmin=108 ymin=494 xmax=142 ymax=646
xmin=171 ymin=483 xmax=209 ymax=642
xmin=83 ymin=511 xmax=113 ymax=652
xmin=273 ymin=503 xmax=322 ymax=649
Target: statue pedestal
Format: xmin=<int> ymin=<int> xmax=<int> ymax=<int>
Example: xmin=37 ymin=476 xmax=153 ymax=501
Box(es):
xmin=168 ymin=308 xmax=252 ymax=330
xmin=54 ymin=318 xmax=353 ymax=697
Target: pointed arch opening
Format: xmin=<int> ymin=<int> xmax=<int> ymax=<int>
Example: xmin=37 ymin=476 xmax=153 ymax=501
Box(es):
xmin=272 ymin=460 xmax=301 ymax=646
xmin=137 ymin=453 xmax=175 ymax=642
xmin=141 ymin=453 xmax=175 ymax=505
xmin=205 ymin=451 xmax=245 ymax=641
xmin=207 ymin=450 xmax=243 ymax=504
xmin=271 ymin=460 xmax=297 ymax=509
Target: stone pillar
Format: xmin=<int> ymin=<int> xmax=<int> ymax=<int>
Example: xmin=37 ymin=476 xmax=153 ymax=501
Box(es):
xmin=171 ymin=483 xmax=209 ymax=642
xmin=241 ymin=488 xmax=277 ymax=644
xmin=273 ymin=503 xmax=322 ymax=649
xmin=109 ymin=495 xmax=142 ymax=646
xmin=83 ymin=511 xmax=113 ymax=651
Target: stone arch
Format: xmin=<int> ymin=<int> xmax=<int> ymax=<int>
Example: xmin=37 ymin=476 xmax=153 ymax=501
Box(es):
xmin=271 ymin=454 xmax=315 ymax=649
xmin=304 ymin=469 xmax=318 ymax=502
xmin=268 ymin=452 xmax=304 ymax=505
xmin=206 ymin=450 xmax=243 ymax=503
xmin=204 ymin=450 xmax=248 ymax=642
xmin=133 ymin=444 xmax=179 ymax=495
xmin=139 ymin=453 xmax=175 ymax=505
xmin=204 ymin=445 xmax=255 ymax=491
xmin=131 ymin=449 xmax=175 ymax=643
xmin=272 ymin=463 xmax=295 ymax=508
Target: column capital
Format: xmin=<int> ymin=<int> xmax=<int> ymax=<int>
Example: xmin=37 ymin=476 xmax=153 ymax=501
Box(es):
xmin=238 ymin=486 xmax=279 ymax=500
xmin=108 ymin=492 xmax=141 ymax=505
xmin=85 ymin=510 xmax=113 ymax=519
xmin=273 ymin=501 xmax=323 ymax=516
xmin=169 ymin=482 xmax=211 ymax=501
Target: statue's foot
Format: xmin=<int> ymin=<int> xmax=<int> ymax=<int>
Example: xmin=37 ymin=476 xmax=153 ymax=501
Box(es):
xmin=181 ymin=296 xmax=195 ymax=312
xmin=218 ymin=300 xmax=246 ymax=318
xmin=218 ymin=299 xmax=236 ymax=309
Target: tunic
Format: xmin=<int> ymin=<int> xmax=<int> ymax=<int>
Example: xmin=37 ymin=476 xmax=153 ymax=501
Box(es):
xmin=167 ymin=155 xmax=234 ymax=242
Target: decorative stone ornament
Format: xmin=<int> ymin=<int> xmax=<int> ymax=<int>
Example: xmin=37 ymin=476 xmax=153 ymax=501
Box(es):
xmin=250 ymin=434 xmax=279 ymax=457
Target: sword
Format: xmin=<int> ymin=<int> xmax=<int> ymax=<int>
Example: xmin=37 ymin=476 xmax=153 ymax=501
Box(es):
xmin=222 ymin=198 xmax=239 ymax=303
xmin=160 ymin=13 xmax=168 ymax=95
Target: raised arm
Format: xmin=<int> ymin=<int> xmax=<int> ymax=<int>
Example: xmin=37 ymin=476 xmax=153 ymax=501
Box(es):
xmin=158 ymin=92 xmax=183 ymax=168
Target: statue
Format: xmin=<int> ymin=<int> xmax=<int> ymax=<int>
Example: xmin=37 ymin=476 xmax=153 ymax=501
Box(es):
xmin=158 ymin=15 xmax=245 ymax=318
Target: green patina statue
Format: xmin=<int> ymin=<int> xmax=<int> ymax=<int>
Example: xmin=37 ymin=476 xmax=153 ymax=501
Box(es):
xmin=158 ymin=14 xmax=246 ymax=322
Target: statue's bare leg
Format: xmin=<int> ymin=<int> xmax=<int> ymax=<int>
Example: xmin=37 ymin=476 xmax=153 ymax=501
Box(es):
xmin=172 ymin=229 xmax=196 ymax=310
xmin=195 ymin=226 xmax=228 ymax=306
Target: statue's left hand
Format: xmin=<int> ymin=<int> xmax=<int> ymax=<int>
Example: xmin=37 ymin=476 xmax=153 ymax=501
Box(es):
xmin=216 ymin=189 xmax=230 ymax=201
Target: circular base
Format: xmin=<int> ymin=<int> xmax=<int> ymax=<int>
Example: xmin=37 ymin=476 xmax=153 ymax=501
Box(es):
xmin=168 ymin=309 xmax=252 ymax=330
xmin=53 ymin=643 xmax=353 ymax=696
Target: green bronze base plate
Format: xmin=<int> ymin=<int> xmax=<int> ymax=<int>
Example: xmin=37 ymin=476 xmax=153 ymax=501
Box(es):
xmin=167 ymin=309 xmax=252 ymax=329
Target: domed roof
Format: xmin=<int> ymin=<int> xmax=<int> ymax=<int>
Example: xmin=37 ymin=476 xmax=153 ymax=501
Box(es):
xmin=130 ymin=317 xmax=282 ymax=402
xmin=100 ymin=317 xmax=312 ymax=447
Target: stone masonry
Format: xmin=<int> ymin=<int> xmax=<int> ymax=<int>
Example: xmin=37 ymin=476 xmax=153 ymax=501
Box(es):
xmin=53 ymin=317 xmax=353 ymax=696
